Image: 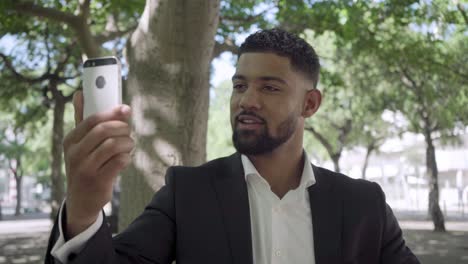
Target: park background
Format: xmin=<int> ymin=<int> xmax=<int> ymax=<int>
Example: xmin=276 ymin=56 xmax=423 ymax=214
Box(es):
xmin=0 ymin=0 xmax=467 ymax=263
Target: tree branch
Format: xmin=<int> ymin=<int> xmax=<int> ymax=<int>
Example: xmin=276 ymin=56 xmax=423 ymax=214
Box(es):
xmin=0 ymin=53 xmax=50 ymax=84
xmin=10 ymin=1 xmax=79 ymax=26
xmin=1 ymin=52 xmax=78 ymax=85
xmin=44 ymin=26 xmax=52 ymax=74
xmin=399 ymin=66 xmax=419 ymax=90
xmin=212 ymin=39 xmax=239 ymax=59
xmin=427 ymin=57 xmax=468 ymax=80
xmin=9 ymin=1 xmax=99 ymax=57
xmin=220 ymin=9 xmax=269 ymax=25
xmin=305 ymin=126 xmax=336 ymax=158
xmin=328 ymin=120 xmax=342 ymax=131
xmin=79 ymin=0 xmax=91 ymax=18
xmin=456 ymin=3 xmax=468 ymax=25
xmin=9 ymin=159 xmax=18 ymax=180
xmin=338 ymin=119 xmax=352 ymax=147
xmin=54 ymin=41 xmax=77 ymax=75
xmin=95 ymin=25 xmax=138 ymax=45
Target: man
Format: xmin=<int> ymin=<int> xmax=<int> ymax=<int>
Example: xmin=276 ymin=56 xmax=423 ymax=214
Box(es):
xmin=45 ymin=29 xmax=420 ymax=264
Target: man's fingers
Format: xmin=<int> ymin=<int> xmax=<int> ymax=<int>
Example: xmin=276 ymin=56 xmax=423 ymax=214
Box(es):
xmin=97 ymin=153 xmax=132 ymax=181
xmin=90 ymin=136 xmax=135 ymax=171
xmin=73 ymin=91 xmax=84 ymax=126
xmin=66 ymin=104 xmax=132 ymax=145
xmin=77 ymin=121 xmax=131 ymax=156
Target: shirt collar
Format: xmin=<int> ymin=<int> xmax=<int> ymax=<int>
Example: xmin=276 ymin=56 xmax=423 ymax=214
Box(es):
xmin=241 ymin=150 xmax=316 ymax=189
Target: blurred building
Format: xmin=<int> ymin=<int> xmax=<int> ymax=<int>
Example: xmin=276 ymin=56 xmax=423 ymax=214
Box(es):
xmin=0 ymin=169 xmax=49 ymax=215
xmin=336 ymin=133 xmax=468 ymax=216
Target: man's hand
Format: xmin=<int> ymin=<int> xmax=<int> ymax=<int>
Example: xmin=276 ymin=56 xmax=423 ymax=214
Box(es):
xmin=63 ymin=91 xmax=134 ymax=238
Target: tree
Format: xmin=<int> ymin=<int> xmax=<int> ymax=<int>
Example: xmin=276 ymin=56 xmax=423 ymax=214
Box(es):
xmin=2 ymin=0 xmax=273 ymax=228
xmin=303 ymin=30 xmax=390 ymax=173
xmin=118 ymin=0 xmax=221 ymax=229
xmin=374 ymin=30 xmax=468 ymax=231
xmin=358 ymin=118 xmax=393 ymax=180
xmin=0 ymin=94 xmax=46 ymax=216
xmin=3 ymin=0 xmax=143 ymax=58
xmin=0 ymin=25 xmax=81 ymax=218
xmin=276 ymin=0 xmax=467 ymax=231
xmin=0 ymin=126 xmax=28 ymax=216
xmin=2 ymin=0 xmax=143 ymax=219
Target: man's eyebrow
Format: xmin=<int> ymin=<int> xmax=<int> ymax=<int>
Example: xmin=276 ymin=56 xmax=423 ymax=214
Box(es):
xmin=231 ymin=74 xmax=246 ymax=81
xmin=232 ymin=75 xmax=288 ymax=85
xmin=258 ymin=76 xmax=288 ymax=85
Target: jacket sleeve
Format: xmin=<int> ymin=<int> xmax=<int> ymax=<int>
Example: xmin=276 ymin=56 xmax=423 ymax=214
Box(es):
xmin=374 ymin=183 xmax=420 ymax=264
xmin=44 ymin=167 xmax=177 ymax=264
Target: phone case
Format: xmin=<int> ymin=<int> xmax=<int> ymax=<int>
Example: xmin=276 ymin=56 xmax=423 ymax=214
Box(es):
xmin=82 ymin=57 xmax=122 ymax=119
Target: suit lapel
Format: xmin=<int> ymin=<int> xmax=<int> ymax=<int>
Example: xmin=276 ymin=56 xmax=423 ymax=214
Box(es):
xmin=212 ymin=153 xmax=253 ymax=264
xmin=309 ymin=165 xmax=343 ymax=264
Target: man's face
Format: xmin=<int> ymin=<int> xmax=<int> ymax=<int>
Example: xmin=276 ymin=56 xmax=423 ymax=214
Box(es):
xmin=230 ymin=52 xmax=311 ymax=155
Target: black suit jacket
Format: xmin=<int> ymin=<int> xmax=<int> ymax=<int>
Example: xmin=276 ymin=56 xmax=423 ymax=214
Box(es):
xmin=45 ymin=153 xmax=419 ymax=264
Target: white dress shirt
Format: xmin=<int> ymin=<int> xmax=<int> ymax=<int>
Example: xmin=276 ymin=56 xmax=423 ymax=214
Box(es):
xmin=52 ymin=151 xmax=316 ymax=264
xmin=242 ymin=152 xmax=316 ymax=264
xmin=51 ymin=200 xmax=104 ymax=262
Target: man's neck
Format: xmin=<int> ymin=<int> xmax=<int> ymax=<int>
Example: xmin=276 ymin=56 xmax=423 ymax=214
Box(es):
xmin=247 ymin=145 xmax=305 ymax=199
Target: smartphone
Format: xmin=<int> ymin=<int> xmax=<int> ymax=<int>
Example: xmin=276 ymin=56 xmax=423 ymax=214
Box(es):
xmin=82 ymin=57 xmax=122 ymax=119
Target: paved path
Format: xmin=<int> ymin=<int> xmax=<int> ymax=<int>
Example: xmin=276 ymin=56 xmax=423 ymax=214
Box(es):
xmin=0 ymin=232 xmax=49 ymax=264
xmin=400 ymin=220 xmax=468 ymax=231
xmin=0 ymin=219 xmax=468 ymax=263
xmin=404 ymin=229 xmax=468 ymax=263
xmin=0 ymin=219 xmax=52 ymax=235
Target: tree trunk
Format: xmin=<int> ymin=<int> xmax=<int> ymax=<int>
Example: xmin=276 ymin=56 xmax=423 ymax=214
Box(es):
xmin=362 ymin=144 xmax=375 ymax=180
xmin=118 ymin=0 xmax=220 ymax=230
xmin=50 ymin=92 xmax=66 ymax=219
xmin=305 ymin=127 xmax=343 ymax=173
xmin=423 ymin=127 xmax=446 ymax=232
xmin=14 ymin=174 xmax=22 ymax=216
xmin=10 ymin=157 xmax=23 ymax=216
xmin=331 ymin=153 xmax=341 ymax=173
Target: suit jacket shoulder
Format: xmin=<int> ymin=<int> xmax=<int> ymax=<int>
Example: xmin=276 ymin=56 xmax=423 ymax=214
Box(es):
xmin=310 ymin=165 xmax=419 ymax=264
xmin=312 ymin=165 xmax=384 ymax=207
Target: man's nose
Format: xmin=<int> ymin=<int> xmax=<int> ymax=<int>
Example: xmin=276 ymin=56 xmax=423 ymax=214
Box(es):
xmin=239 ymin=87 xmax=261 ymax=110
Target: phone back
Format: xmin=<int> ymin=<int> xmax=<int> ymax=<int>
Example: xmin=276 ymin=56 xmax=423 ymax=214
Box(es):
xmin=83 ymin=57 xmax=122 ymax=119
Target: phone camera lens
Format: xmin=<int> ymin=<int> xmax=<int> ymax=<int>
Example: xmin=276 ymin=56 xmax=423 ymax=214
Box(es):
xmin=95 ymin=76 xmax=106 ymax=89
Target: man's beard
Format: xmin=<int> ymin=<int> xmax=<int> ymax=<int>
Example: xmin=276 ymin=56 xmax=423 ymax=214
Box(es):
xmin=232 ymin=113 xmax=297 ymax=155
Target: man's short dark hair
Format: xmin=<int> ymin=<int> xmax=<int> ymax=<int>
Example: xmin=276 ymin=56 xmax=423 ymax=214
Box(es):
xmin=238 ymin=28 xmax=320 ymax=88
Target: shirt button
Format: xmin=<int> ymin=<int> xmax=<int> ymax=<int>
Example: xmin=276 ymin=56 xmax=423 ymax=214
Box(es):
xmin=275 ymin=250 xmax=282 ymax=256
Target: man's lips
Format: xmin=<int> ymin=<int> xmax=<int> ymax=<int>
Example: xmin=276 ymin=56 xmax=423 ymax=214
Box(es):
xmin=236 ymin=114 xmax=265 ymax=129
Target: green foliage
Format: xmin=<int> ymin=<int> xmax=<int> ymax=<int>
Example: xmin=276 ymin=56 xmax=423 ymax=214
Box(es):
xmin=274 ymin=0 xmax=467 ymax=167
xmin=1 ymin=0 xmax=144 ymax=37
xmin=0 ymin=22 xmax=79 ymax=126
xmin=218 ymin=0 xmax=277 ymax=46
xmin=368 ymin=23 xmax=468 ymax=136
xmin=207 ymin=80 xmax=236 ymax=160
xmin=2 ymin=0 xmax=466 ymax=172
xmin=0 ymin=92 xmax=75 ymax=186
xmin=303 ymin=30 xmax=393 ymax=165
xmin=206 ymin=0 xmax=468 ymax=167
xmin=0 ymin=0 xmax=145 ymax=179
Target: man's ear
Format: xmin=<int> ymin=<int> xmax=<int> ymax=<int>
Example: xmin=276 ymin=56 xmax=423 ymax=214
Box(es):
xmin=302 ymin=89 xmax=321 ymax=118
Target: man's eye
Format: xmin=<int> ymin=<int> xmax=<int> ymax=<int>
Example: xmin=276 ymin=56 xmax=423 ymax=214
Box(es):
xmin=233 ymin=84 xmax=246 ymax=90
xmin=264 ymin=85 xmax=279 ymax=92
